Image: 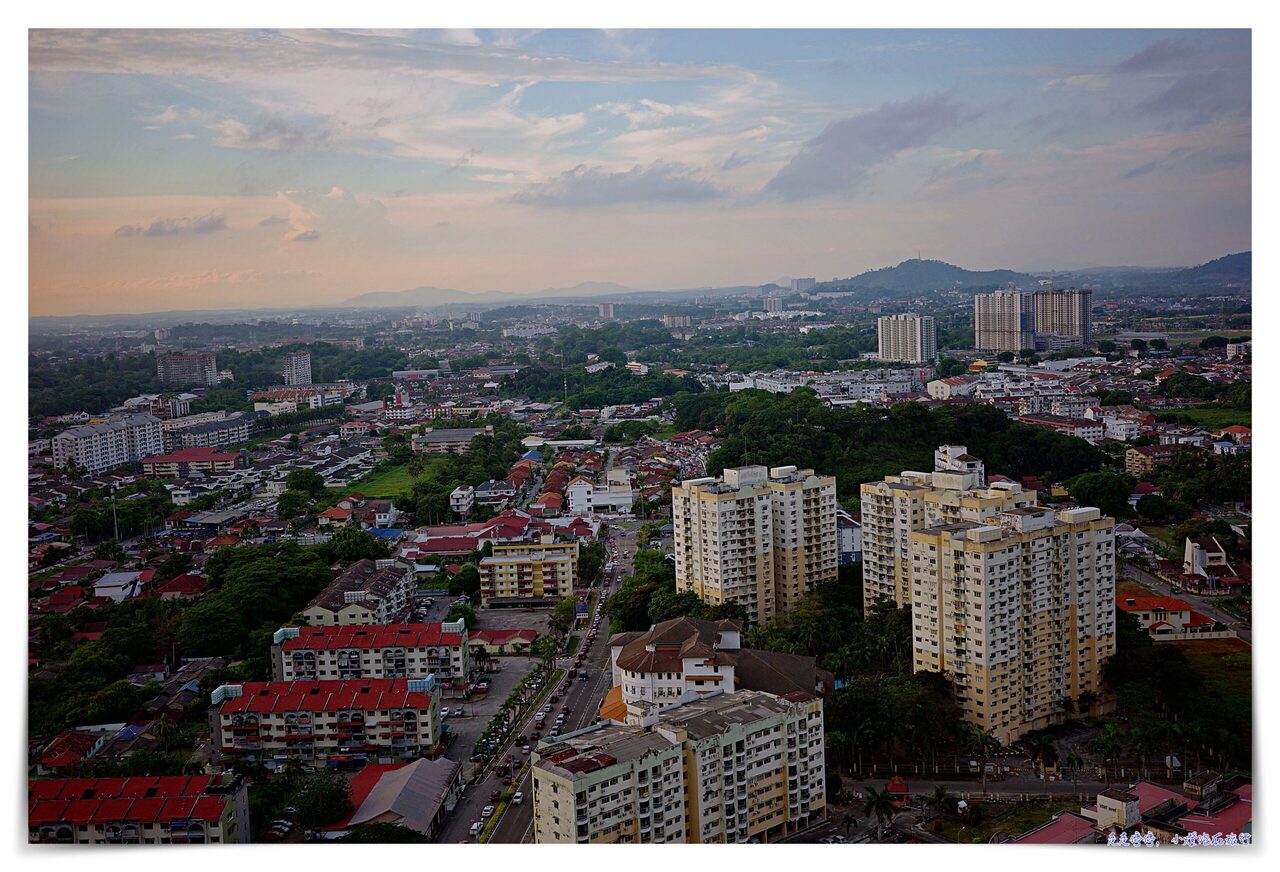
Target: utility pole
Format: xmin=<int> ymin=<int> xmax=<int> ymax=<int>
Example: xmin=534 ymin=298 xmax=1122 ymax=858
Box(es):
xmin=112 ymin=494 xmax=120 ymax=542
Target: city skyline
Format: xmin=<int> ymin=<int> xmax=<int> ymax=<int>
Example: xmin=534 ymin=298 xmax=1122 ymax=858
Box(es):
xmin=29 ymin=28 xmax=1250 ymax=316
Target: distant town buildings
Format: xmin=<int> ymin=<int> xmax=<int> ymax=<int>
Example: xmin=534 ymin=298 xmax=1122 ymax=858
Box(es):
xmin=281 ymin=350 xmax=313 ymax=386
xmin=790 ymin=277 xmax=817 ymax=293
xmin=597 ymin=302 xmax=616 ymax=319
xmin=156 ymin=352 xmax=218 ymax=386
xmin=877 ymin=312 xmax=937 ymax=363
xmin=672 ymin=465 xmax=837 ymax=625
xmin=661 ymin=314 xmax=692 ymax=328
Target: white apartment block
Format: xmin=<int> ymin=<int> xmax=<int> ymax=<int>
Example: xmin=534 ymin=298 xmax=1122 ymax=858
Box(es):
xmin=1031 ymin=287 xmax=1093 ymax=348
xmin=673 ymin=465 xmax=837 ymax=625
xmin=301 ymin=559 xmax=417 ymax=626
xmin=52 ymin=414 xmax=164 ymax=475
xmin=272 ymin=621 xmax=470 ymax=683
xmin=877 ymin=313 xmax=937 ymax=363
xmin=859 ymin=446 xmax=1037 ymax=610
xmin=532 ymin=690 xmax=825 ymax=844
xmin=282 ymin=350 xmax=313 ymax=386
xmin=450 ymin=484 xmax=475 ymax=517
xmin=211 ymin=679 xmax=441 ymax=769
xmin=909 ymin=505 xmax=1116 ymax=744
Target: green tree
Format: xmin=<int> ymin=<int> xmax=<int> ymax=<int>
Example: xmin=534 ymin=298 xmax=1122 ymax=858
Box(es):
xmin=294 ymin=769 xmax=353 ymax=829
xmin=548 ymin=597 xmax=578 ymax=636
xmin=862 ymin=786 xmax=898 ymax=828
xmin=996 ymin=351 xmax=1015 ymax=363
xmin=446 ymin=604 xmax=478 ymax=629
xmin=1067 ymin=471 xmax=1133 ymax=518
xmin=340 ymin=822 xmax=430 ymax=843
xmin=319 ymin=527 xmax=391 ymax=563
xmin=275 ymin=489 xmax=311 ymax=519
xmin=286 ymin=469 xmax=329 ymax=500
xmin=449 ymin=564 xmax=481 ymax=601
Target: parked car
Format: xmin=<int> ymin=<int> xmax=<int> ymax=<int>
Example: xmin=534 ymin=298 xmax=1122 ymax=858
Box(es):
xmin=453 ymin=707 xmax=463 ymax=716
xmin=470 ymin=821 xmax=484 ymax=836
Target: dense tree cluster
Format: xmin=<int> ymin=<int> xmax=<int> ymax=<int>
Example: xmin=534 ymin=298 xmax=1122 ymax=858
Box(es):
xmin=604 ymin=550 xmax=747 ymax=632
xmin=402 ymin=418 xmax=527 ymax=524
xmin=673 ymin=389 xmax=1103 ymax=504
xmin=502 ymin=364 xmax=703 ymax=411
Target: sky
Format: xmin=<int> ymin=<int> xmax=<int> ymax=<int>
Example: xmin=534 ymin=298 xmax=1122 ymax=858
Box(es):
xmin=28 ymin=28 xmax=1251 ymax=316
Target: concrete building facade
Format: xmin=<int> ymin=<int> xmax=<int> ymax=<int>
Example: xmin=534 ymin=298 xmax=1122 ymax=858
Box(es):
xmin=877 ymin=313 xmax=937 ymax=363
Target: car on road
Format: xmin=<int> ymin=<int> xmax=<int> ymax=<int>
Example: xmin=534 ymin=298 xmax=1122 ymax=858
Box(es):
xmin=489 ymin=790 xmax=501 ymax=802
xmin=512 ymin=791 xmax=524 ymax=804
xmin=481 ymin=805 xmax=495 ymax=818
xmin=470 ymin=821 xmax=484 ymax=836
xmin=522 ymin=744 xmax=531 ymax=753
xmin=453 ymin=707 xmax=463 ymax=716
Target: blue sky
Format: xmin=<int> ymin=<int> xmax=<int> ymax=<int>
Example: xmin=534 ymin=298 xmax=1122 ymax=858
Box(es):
xmin=29 ymin=28 xmax=1250 ymax=314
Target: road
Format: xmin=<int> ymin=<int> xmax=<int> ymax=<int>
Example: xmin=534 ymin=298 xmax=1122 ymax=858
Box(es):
xmin=447 ymin=522 xmax=638 ymax=844
xmin=1126 ymin=565 xmax=1251 ymax=644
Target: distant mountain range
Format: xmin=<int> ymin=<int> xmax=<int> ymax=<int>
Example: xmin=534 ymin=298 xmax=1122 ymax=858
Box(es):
xmin=1171 ymin=251 xmax=1251 ymax=283
xmin=343 ymin=280 xmax=641 ymax=308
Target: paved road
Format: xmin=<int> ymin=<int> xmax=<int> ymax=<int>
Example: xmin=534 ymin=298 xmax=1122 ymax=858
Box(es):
xmin=1126 ymin=566 xmax=1251 ymax=644
xmin=454 ymin=524 xmax=637 ymax=844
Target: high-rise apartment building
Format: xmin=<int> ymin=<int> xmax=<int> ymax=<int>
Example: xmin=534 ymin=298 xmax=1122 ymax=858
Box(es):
xmin=764 ymin=295 xmax=783 ymax=313
xmin=877 ymin=312 xmax=937 ymax=363
xmin=909 ymin=505 xmax=1115 ymax=743
xmin=1030 ymin=287 xmax=1093 ymax=348
xmin=598 ymin=302 xmax=616 ymax=319
xmin=281 ymin=350 xmax=313 ymax=386
xmin=974 ymin=287 xmax=1093 ymax=353
xmin=672 ymin=466 xmax=837 ymax=625
xmin=861 ymin=446 xmax=1115 ymax=743
xmin=52 ymin=414 xmax=165 ymax=475
xmin=791 ymin=277 xmax=817 ymax=293
xmin=532 ymin=689 xmax=825 ymax=844
xmin=479 ymin=541 xmax=580 ymax=607
xmin=974 ymin=289 xmax=1036 ymax=354
xmin=860 ymin=445 xmax=1037 ymax=609
xmin=157 ymin=352 xmax=218 ymax=386
xmin=661 ymin=314 xmax=692 ymax=328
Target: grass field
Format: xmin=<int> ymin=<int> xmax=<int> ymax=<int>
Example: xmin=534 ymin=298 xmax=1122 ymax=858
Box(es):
xmin=1154 ymin=408 xmax=1251 ymax=430
xmin=1117 ymin=577 xmax=1156 ymax=597
xmin=1140 ymin=525 xmax=1178 ymax=556
xmin=351 ymin=464 xmax=415 ymax=499
xmin=1172 ymin=638 xmax=1252 ymax=748
xmin=933 ymin=799 xmax=1082 ymax=843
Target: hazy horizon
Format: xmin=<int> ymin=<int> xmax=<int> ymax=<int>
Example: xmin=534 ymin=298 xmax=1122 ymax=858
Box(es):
xmin=29 ymin=29 xmax=1251 ymax=317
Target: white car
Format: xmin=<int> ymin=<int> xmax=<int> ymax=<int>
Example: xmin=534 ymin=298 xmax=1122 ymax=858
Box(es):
xmin=481 ymin=806 xmax=495 ymax=818
xmin=452 ymin=707 xmax=463 ymax=716
xmin=512 ymin=791 xmax=524 ymax=805
xmin=470 ymin=821 xmax=484 ymax=836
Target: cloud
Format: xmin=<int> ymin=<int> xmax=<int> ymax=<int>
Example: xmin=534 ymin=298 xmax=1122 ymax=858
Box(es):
xmin=1134 ymin=69 xmax=1249 ymax=124
xmin=113 ymin=212 xmax=228 ymax=238
xmin=258 ymin=214 xmax=291 ymax=227
xmin=511 ymin=161 xmax=722 ymax=207
xmin=285 ymin=228 xmax=321 ymax=242
xmin=762 ymin=93 xmax=963 ymax=201
xmin=1115 ymin=39 xmax=1192 ymax=74
xmin=1122 ymin=160 xmax=1161 ymax=180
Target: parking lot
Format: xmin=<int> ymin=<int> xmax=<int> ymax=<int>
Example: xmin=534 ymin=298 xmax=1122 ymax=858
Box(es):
xmin=439 ymin=655 xmax=539 ymax=770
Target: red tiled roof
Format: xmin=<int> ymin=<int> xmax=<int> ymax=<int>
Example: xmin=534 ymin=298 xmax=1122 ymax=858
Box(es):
xmin=470 ymin=628 xmax=537 ymax=645
xmin=28 ymin=775 xmax=228 ymax=828
xmin=217 ymin=679 xmax=432 ymax=714
xmin=1116 ymin=595 xmax=1192 ymax=613
xmin=143 ymin=448 xmax=240 ymax=464
xmin=281 ymin=623 xmax=463 ymax=652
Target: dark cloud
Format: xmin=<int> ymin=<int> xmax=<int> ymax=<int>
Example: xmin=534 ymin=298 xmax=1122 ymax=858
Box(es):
xmin=190 ymin=214 xmax=227 ymax=234
xmin=113 ymin=213 xmax=228 ymax=238
xmin=288 ymin=229 xmax=321 ymax=242
xmin=512 ymin=161 xmax=722 ymax=208
xmin=258 ymin=214 xmax=291 ymax=227
xmin=1115 ymin=39 xmax=1192 ymax=74
xmin=720 ymin=151 xmax=750 ymax=171
xmin=762 ymin=93 xmax=963 ymax=201
xmin=234 ymin=115 xmax=335 ymax=151
xmin=1135 ymin=69 xmax=1250 ymax=124
xmin=1122 ymin=160 xmax=1161 ymax=180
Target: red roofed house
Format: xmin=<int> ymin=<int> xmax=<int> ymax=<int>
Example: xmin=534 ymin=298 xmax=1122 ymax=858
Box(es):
xmin=156 ymin=574 xmax=207 ymax=602
xmin=1116 ymin=595 xmax=1225 ymax=640
xmin=468 ymin=628 xmax=537 ymax=656
xmin=318 ymin=758 xmax=463 ymax=841
xmin=37 ymin=729 xmax=107 ymax=776
xmin=318 ymin=506 xmax=354 ymax=527
xmin=210 ymin=679 xmax=441 ymax=770
xmin=28 ymin=774 xmax=248 ymax=844
xmin=271 ymin=622 xmax=470 ymax=683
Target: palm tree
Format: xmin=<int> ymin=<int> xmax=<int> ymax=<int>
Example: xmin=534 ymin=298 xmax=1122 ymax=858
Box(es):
xmin=841 ymin=812 xmax=857 ymax=835
xmin=1077 ymin=690 xmax=1100 ymax=717
xmin=964 ymin=726 xmax=1001 ymax=795
xmin=1065 ymin=752 xmax=1084 ymax=788
xmin=1024 ymin=733 xmax=1059 ymax=776
xmin=1090 ymin=723 xmax=1126 ymax=786
xmin=862 ymin=786 xmax=897 ymax=829
xmin=926 ymin=784 xmax=956 ymax=817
